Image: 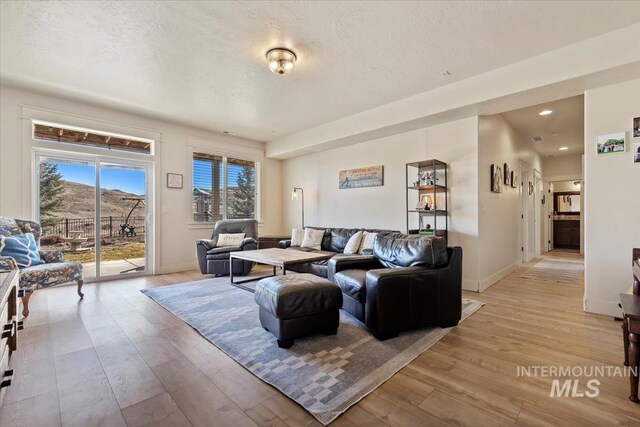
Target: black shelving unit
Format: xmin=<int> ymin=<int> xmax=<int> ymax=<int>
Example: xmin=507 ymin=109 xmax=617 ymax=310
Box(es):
xmin=406 ymin=159 xmax=448 ymax=240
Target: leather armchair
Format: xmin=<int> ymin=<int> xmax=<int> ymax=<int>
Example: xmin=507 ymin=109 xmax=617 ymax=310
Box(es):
xmin=196 ymin=219 xmax=258 ymax=276
xmin=328 ymin=234 xmax=462 ymax=340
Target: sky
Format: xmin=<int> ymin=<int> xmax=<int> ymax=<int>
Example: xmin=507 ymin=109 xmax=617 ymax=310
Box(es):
xmin=55 ymin=162 xmax=145 ymax=195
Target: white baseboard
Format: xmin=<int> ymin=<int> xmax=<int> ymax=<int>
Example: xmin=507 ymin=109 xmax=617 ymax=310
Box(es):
xmin=479 ymin=261 xmax=520 ymax=293
xmin=584 ymin=298 xmax=622 ymax=318
xmin=462 ymin=279 xmax=479 ymax=292
xmin=159 ymin=261 xmax=198 ymax=275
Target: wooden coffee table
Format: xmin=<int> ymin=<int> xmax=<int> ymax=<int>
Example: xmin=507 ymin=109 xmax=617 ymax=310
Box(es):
xmin=229 ymin=248 xmax=334 ymax=292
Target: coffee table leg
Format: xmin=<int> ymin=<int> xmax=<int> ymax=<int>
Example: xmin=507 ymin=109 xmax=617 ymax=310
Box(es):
xmin=283 ymin=266 xmax=287 ymax=275
xmin=630 ymin=332 xmax=640 ymax=403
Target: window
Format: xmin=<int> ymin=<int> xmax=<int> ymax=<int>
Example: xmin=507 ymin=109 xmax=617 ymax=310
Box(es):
xmin=33 ymin=121 xmax=153 ymax=155
xmin=192 ymin=152 xmax=257 ymax=222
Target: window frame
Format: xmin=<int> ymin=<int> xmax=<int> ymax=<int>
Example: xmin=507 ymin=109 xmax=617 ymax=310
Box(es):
xmin=187 ymin=142 xmax=262 ymax=227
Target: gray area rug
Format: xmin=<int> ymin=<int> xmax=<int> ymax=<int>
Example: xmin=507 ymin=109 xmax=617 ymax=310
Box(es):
xmin=141 ymin=279 xmax=483 ymax=425
xmin=518 ymin=258 xmax=584 ymax=285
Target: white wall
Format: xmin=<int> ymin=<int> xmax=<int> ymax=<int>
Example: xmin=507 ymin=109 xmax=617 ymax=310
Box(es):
xmin=0 ymin=85 xmax=283 ymax=274
xmin=281 ymin=117 xmax=480 ymax=291
xmin=477 ymin=114 xmax=543 ymax=290
xmin=543 ymin=155 xmax=582 ymax=181
xmin=584 ymin=79 xmax=640 ymax=316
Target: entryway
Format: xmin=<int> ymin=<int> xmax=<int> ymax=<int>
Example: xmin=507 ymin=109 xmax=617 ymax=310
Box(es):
xmin=35 ymin=152 xmax=153 ymax=280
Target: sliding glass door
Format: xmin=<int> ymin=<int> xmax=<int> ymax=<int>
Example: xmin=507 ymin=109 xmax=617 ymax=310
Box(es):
xmin=36 ymin=152 xmax=152 ymax=280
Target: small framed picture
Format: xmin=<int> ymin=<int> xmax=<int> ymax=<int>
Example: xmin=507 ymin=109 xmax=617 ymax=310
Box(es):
xmin=490 ymin=164 xmax=502 ymax=193
xmin=634 ymin=117 xmax=640 ymax=138
xmin=167 ymin=173 xmax=183 ymax=189
xmin=633 ymin=142 xmax=640 ymax=164
xmin=511 ymin=170 xmax=518 ymax=188
xmin=596 ymin=132 xmax=625 ymax=155
xmin=503 ymin=163 xmax=511 ymax=187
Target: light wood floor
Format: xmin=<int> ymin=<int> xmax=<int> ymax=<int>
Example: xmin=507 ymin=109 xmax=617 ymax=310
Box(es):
xmin=1 ymin=251 xmax=638 ymax=426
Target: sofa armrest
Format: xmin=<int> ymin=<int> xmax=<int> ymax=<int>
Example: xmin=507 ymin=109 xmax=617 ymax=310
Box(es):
xmin=0 ymin=256 xmax=19 ymax=272
xmin=196 ymin=239 xmax=217 ymax=250
xmin=39 ymin=249 xmax=64 ymax=263
xmin=364 ymin=267 xmax=435 ymax=336
xmin=240 ymin=237 xmax=258 ymax=250
xmin=279 ymin=240 xmax=292 ymax=249
xmin=327 ymin=255 xmax=381 ymax=282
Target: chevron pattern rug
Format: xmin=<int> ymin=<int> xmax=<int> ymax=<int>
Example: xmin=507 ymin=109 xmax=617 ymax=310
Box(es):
xmin=142 ymin=279 xmax=483 ymax=425
xmin=518 ymin=258 xmax=584 ymax=285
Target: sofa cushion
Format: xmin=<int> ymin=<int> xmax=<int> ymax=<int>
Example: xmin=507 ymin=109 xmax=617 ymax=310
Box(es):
xmin=374 ymin=234 xmax=449 ymax=268
xmin=254 ymin=273 xmax=342 ymax=319
xmin=329 ymin=228 xmax=358 ymax=253
xmin=19 ymin=261 xmax=82 ymax=293
xmin=301 ymin=228 xmax=325 ymax=250
xmin=0 ymin=233 xmax=43 ymax=268
xmin=357 ymin=231 xmax=378 ymax=255
xmin=343 ymin=231 xmax=363 ymax=255
xmin=334 ymin=269 xmax=367 ymax=303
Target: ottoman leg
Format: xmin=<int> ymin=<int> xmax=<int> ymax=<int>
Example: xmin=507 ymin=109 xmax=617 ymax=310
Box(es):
xmin=277 ymin=339 xmax=294 ymax=349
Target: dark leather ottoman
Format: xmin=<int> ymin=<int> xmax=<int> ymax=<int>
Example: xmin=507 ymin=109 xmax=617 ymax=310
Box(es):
xmin=254 ymin=273 xmax=343 ymax=348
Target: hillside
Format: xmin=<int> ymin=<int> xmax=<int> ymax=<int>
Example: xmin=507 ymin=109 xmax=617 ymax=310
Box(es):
xmin=52 ymin=181 xmax=145 ymax=219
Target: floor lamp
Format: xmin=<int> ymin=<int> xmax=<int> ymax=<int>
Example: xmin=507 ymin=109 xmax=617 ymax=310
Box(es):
xmin=292 ymin=187 xmax=305 ymax=228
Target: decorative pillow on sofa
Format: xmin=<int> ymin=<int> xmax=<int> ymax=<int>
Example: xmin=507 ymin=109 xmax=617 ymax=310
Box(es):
xmin=357 ymin=231 xmax=378 ymax=255
xmin=291 ymin=228 xmax=305 ymax=247
xmin=301 ymin=228 xmax=324 ymax=250
xmin=217 ymin=233 xmax=245 ymax=247
xmin=343 ymin=231 xmax=363 ymax=255
xmin=0 ymin=233 xmax=43 ymax=268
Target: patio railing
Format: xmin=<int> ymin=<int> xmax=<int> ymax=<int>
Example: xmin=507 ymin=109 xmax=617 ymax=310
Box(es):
xmin=42 ymin=216 xmax=145 ymax=239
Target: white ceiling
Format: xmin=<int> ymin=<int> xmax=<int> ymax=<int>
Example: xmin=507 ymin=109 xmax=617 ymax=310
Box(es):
xmin=1 ymin=1 xmax=638 ymax=142
xmin=502 ymin=95 xmax=584 ymax=157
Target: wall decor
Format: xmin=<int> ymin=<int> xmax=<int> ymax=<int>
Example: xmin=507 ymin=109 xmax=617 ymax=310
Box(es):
xmin=503 ymin=163 xmax=511 ymax=187
xmin=633 ymin=142 xmax=640 ymax=164
xmin=634 ymin=117 xmax=640 ymax=138
xmin=511 ymin=170 xmax=518 ymax=188
xmin=596 ymin=132 xmax=625 ymax=155
xmin=490 ymin=164 xmax=502 ymax=193
xmin=339 ymin=165 xmax=383 ymax=189
xmin=167 ymin=173 xmax=183 ymax=189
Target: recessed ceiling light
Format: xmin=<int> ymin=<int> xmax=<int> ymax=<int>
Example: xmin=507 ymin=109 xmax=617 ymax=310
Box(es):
xmin=559 ymin=147 xmax=568 ymax=151
xmin=539 ymin=110 xmax=553 ymax=116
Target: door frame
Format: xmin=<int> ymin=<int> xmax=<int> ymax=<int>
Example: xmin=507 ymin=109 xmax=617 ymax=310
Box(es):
xmin=534 ymin=169 xmax=543 ymax=256
xmin=33 ymin=148 xmax=154 ymax=281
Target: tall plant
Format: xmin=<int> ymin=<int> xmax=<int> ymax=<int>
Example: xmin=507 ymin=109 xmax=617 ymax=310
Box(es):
xmin=39 ymin=162 xmax=65 ymax=227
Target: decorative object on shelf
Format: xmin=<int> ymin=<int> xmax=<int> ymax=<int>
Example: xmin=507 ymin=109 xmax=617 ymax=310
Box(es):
xmin=596 ymin=132 xmax=625 ymax=155
xmin=634 ymin=117 xmax=639 ymax=138
xmin=339 ymin=165 xmax=383 ymax=189
xmin=406 ymin=159 xmax=448 ymax=241
xmin=166 ymin=173 xmax=183 ymax=189
xmin=511 ymin=170 xmax=518 ymax=188
xmin=633 ymin=142 xmax=640 ymax=164
xmin=266 ymin=47 xmax=297 ymax=75
xmin=291 ymin=187 xmax=305 ymax=228
xmin=491 ymin=164 xmax=503 ymax=193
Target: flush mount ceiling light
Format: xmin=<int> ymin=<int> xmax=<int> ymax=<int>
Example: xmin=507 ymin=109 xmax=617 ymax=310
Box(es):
xmin=539 ymin=110 xmax=553 ymax=116
xmin=559 ymin=146 xmax=569 ymax=151
xmin=266 ymin=48 xmax=297 ymax=75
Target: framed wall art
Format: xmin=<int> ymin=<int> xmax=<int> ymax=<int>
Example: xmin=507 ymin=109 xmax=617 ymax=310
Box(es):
xmin=167 ymin=173 xmax=183 ymax=189
xmin=596 ymin=132 xmax=625 ymax=155
xmin=339 ymin=165 xmax=383 ymax=189
xmin=491 ymin=164 xmax=502 ymax=193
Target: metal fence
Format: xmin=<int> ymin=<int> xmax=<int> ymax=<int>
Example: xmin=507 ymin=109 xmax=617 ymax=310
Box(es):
xmin=42 ymin=216 xmax=146 ymax=239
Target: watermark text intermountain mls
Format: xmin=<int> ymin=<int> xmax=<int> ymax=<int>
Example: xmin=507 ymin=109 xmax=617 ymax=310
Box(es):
xmin=517 ymin=365 xmax=637 ymax=398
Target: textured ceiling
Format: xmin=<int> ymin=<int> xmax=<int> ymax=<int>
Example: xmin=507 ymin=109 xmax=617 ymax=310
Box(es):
xmin=1 ymin=1 xmax=638 ymax=142
xmin=502 ymin=96 xmax=584 ymax=157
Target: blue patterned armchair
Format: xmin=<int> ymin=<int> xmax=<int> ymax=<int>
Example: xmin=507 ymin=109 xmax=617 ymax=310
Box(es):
xmin=0 ymin=216 xmax=84 ymax=317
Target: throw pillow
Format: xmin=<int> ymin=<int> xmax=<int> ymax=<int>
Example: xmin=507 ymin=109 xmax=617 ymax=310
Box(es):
xmin=0 ymin=233 xmax=43 ymax=268
xmin=343 ymin=231 xmax=363 ymax=255
xmin=357 ymin=231 xmax=378 ymax=255
xmin=301 ymin=228 xmax=324 ymax=250
xmin=291 ymin=228 xmax=305 ymax=247
xmin=217 ymin=233 xmax=245 ymax=247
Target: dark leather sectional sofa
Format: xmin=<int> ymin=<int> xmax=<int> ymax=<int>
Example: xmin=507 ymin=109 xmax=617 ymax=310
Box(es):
xmin=278 ymin=226 xmax=399 ymax=277
xmin=279 ymin=226 xmax=463 ymax=340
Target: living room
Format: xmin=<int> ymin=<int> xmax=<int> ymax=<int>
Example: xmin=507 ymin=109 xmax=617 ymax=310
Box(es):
xmin=1 ymin=2 xmax=639 ymax=426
